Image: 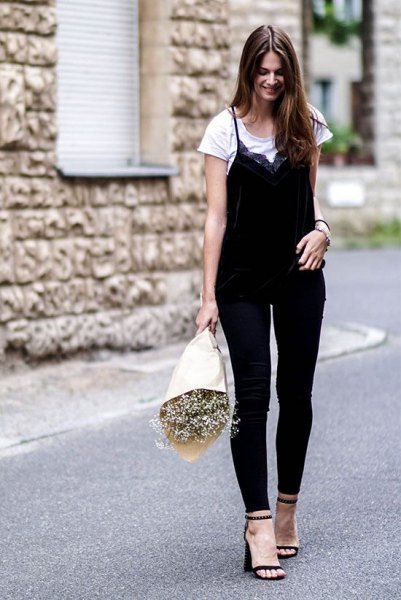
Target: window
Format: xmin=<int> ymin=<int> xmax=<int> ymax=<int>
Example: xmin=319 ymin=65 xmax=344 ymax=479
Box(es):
xmin=56 ymin=0 xmax=140 ymax=175
xmin=312 ymin=79 xmax=334 ymax=121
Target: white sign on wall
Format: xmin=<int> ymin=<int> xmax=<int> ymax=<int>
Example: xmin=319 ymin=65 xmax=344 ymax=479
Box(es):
xmin=327 ymin=181 xmax=366 ymax=207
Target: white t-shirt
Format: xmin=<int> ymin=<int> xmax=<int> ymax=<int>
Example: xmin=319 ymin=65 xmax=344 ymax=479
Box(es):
xmin=197 ymin=105 xmax=333 ymax=172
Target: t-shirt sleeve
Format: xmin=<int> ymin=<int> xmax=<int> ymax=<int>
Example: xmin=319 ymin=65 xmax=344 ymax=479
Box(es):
xmin=309 ymin=105 xmax=333 ymax=146
xmin=197 ymin=111 xmax=231 ymax=161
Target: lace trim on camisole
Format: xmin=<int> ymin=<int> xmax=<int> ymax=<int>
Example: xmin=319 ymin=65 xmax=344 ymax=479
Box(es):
xmin=238 ymin=140 xmax=287 ymax=174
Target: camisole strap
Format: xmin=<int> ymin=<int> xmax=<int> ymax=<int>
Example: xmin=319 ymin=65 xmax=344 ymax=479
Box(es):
xmin=231 ymin=106 xmax=240 ymax=146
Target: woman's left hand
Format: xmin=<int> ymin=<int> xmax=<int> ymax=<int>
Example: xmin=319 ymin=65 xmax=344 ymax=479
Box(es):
xmin=296 ymin=230 xmax=327 ymax=271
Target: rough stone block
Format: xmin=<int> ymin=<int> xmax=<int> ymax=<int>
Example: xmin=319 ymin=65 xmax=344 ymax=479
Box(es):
xmin=131 ymin=234 xmax=160 ymax=271
xmin=0 ymin=286 xmax=25 ymax=322
xmin=3 ymin=177 xmax=58 ymax=208
xmin=170 ymin=151 xmax=204 ymax=202
xmin=71 ymin=239 xmax=92 ymax=278
xmin=0 ymin=151 xmax=20 ymax=174
xmin=35 ymin=239 xmax=53 ymax=279
xmin=158 ymin=232 xmax=202 ymax=270
xmin=171 ymin=0 xmax=227 ymax=23
xmin=120 ymin=308 xmax=167 ymax=348
xmin=25 ymin=66 xmax=56 ymax=111
xmin=114 ymin=207 xmax=132 ymax=273
xmin=12 ymin=209 xmax=68 ymax=240
xmin=132 ymin=205 xmax=165 ymax=234
xmin=171 ymin=21 xmax=229 ymax=49
xmin=24 ymin=110 xmax=57 ymax=150
xmin=125 ymin=183 xmax=139 ymax=207
xmin=171 ymin=47 xmax=228 ymax=75
xmin=19 ymin=150 xmax=56 ymax=176
xmin=164 ymin=270 xmax=202 ymax=303
xmin=0 ymin=32 xmax=28 ymax=63
xmin=0 ymin=65 xmax=26 ymax=147
xmin=51 ymin=240 xmax=75 ymax=281
xmin=132 ymin=203 xmax=204 ymax=234
xmin=90 ymin=182 xmax=125 ymax=207
xmin=171 ymin=76 xmax=221 ymax=117
xmin=4 ymin=318 xmax=30 ymax=349
xmin=13 ymin=209 xmax=46 ymax=239
xmin=64 ymin=208 xmax=95 ymax=237
xmin=44 ymin=209 xmax=68 ymax=238
xmin=171 ymin=117 xmax=208 ymax=151
xmin=0 ymin=178 xmax=4 ymax=208
xmin=0 ymin=150 xmax=55 ymax=176
xmin=96 ymin=207 xmax=115 ymax=237
xmin=138 ymin=179 xmax=169 ymax=204
xmin=90 ymin=238 xmax=115 ymax=279
xmin=25 ymin=318 xmax=60 ymax=356
xmin=0 ymin=4 xmax=57 ymax=36
xmin=0 ymin=211 xmax=14 ymax=283
xmin=27 ymin=35 xmax=57 ymax=65
xmin=100 ymin=274 xmax=129 ymax=309
xmin=14 ymin=240 xmax=40 ymax=283
xmin=57 ymin=182 xmax=91 ymax=208
xmin=35 ymin=279 xmax=88 ymax=317
xmin=23 ymin=282 xmax=46 ymax=317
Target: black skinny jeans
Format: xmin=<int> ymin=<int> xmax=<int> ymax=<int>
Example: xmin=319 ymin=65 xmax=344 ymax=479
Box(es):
xmin=218 ymin=268 xmax=326 ymax=512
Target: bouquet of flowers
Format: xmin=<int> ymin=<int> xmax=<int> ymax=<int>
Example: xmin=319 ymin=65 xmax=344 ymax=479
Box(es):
xmin=150 ymin=328 xmax=237 ymax=463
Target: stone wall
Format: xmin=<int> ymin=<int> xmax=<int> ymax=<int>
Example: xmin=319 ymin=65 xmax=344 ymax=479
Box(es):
xmin=0 ymin=0 xmax=230 ymax=361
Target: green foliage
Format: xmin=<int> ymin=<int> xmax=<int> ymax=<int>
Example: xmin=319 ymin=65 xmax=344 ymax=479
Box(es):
xmin=342 ymin=220 xmax=401 ymax=249
xmin=323 ymin=122 xmax=362 ymax=155
xmin=313 ymin=2 xmax=360 ymax=45
xmin=368 ymin=220 xmax=401 ymax=247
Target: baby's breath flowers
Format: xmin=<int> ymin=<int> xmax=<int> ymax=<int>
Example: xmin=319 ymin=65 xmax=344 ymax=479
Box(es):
xmin=150 ymin=388 xmax=239 ymax=450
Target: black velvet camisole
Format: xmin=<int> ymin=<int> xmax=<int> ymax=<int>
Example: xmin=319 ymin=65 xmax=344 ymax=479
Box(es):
xmin=215 ymin=110 xmax=317 ymax=302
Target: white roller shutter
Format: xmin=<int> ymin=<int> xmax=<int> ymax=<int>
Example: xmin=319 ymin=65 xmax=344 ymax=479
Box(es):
xmin=56 ymin=0 xmax=140 ymax=174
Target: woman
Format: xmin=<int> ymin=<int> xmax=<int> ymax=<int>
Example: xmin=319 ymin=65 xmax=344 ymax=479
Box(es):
xmin=196 ymin=25 xmax=332 ymax=581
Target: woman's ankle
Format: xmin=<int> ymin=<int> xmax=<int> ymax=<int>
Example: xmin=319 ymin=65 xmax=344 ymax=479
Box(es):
xmin=277 ymin=491 xmax=298 ymax=504
xmin=247 ymin=509 xmax=272 ymax=517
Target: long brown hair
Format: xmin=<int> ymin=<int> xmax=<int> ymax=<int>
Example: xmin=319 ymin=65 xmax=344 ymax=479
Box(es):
xmin=231 ymin=25 xmax=322 ymax=168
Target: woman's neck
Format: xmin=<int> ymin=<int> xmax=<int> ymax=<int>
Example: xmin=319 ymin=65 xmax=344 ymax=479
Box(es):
xmin=246 ymin=95 xmax=275 ymax=123
xmin=240 ymin=97 xmax=276 ymax=138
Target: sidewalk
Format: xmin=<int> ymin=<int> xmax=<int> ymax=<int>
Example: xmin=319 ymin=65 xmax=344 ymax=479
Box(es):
xmin=0 ymin=322 xmax=386 ymax=453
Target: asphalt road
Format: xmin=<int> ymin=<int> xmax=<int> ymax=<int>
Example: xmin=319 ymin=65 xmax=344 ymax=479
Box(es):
xmin=0 ymin=248 xmax=400 ymax=600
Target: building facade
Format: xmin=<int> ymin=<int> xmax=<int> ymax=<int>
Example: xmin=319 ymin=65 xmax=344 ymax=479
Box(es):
xmin=0 ymin=0 xmax=400 ymax=361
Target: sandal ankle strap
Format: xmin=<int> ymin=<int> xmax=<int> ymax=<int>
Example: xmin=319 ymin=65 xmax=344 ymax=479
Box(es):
xmin=277 ymin=497 xmax=298 ymax=505
xmin=245 ymin=514 xmax=272 ymax=520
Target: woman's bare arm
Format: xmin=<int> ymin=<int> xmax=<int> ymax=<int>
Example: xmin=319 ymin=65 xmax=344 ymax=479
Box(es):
xmin=195 ymin=154 xmax=228 ymax=334
xmin=296 ymin=146 xmax=328 ymax=270
xmin=309 ymin=147 xmax=325 ymax=221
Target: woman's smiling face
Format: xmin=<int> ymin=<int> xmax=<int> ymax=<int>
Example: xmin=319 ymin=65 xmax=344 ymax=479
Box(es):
xmin=253 ymin=51 xmax=285 ymax=103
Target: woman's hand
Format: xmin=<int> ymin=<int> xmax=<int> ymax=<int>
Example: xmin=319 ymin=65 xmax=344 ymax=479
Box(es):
xmin=296 ymin=230 xmax=327 ymax=271
xmin=195 ymin=299 xmax=219 ymax=335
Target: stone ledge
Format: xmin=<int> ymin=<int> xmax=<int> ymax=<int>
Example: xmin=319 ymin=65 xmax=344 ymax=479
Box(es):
xmin=2 ymin=301 xmax=199 ymax=358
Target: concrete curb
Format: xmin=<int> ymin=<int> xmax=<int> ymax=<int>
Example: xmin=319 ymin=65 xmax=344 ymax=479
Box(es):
xmin=0 ymin=322 xmax=388 ymax=454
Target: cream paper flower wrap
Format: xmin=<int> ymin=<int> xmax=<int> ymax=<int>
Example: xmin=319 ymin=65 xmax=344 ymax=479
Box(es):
xmin=150 ymin=328 xmax=236 ymax=463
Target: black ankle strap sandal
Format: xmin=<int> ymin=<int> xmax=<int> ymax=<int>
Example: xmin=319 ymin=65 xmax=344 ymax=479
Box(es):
xmin=244 ymin=514 xmax=286 ymax=580
xmin=276 ymin=497 xmax=299 ymax=558
xmin=277 ymin=496 xmax=298 ymax=504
